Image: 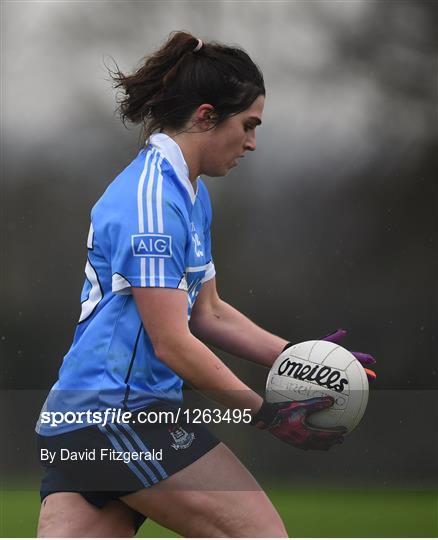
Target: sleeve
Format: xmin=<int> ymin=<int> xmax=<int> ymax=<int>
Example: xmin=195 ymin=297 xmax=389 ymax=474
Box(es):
xmin=109 ymin=199 xmax=189 ymax=295
xmin=201 ymin=224 xmax=216 ymax=284
xmin=199 ymin=182 xmax=216 ymax=284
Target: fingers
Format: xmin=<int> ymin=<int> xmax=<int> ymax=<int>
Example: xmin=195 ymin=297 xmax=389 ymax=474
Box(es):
xmin=301 ymin=395 xmax=335 ymax=413
xmin=270 ymin=405 xmax=347 ymax=451
xmin=321 ymin=328 xmax=347 ymax=343
xmin=351 ymin=351 xmax=376 ymax=365
xmin=365 ymin=368 xmax=377 ymax=381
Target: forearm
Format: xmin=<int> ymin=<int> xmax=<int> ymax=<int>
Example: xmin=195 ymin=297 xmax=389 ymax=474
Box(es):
xmin=189 ymin=299 xmax=288 ymax=367
xmin=157 ymin=332 xmax=263 ymax=414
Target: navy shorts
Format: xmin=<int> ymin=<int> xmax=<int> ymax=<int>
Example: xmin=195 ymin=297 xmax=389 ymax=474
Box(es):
xmin=37 ymin=404 xmax=220 ymax=532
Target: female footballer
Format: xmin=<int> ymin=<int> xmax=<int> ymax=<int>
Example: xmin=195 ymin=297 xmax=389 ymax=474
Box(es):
xmin=36 ymin=32 xmax=375 ymax=537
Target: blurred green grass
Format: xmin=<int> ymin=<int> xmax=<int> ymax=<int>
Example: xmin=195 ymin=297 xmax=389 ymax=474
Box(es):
xmin=1 ymin=488 xmax=437 ymax=537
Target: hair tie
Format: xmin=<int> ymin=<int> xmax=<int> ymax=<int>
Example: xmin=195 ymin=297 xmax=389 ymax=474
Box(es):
xmin=193 ymin=39 xmax=203 ymax=53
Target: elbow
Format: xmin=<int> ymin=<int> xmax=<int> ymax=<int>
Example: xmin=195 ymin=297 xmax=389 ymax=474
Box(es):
xmin=152 ymin=332 xmax=192 ymax=364
xmin=191 ymin=297 xmax=223 ymax=325
xmin=153 ymin=340 xmax=175 ymax=363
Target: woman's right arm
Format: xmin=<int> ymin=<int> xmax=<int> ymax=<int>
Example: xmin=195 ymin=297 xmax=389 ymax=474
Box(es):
xmin=132 ymin=286 xmax=264 ymax=415
xmin=132 ymin=286 xmax=346 ymax=451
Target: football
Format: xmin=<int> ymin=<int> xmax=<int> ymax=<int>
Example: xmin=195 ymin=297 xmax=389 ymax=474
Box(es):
xmin=266 ymin=340 xmax=369 ymax=432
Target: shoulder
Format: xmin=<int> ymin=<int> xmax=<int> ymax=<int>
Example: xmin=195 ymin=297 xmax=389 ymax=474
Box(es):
xmin=92 ymin=147 xmax=187 ymax=229
xmin=92 ymin=148 xmax=150 ymax=215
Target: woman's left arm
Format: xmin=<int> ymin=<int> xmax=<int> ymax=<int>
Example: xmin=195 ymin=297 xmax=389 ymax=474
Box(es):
xmin=189 ymin=278 xmax=288 ymax=367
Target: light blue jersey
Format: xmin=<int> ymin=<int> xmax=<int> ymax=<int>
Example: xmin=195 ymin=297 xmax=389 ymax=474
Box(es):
xmin=37 ymin=134 xmax=215 ymax=436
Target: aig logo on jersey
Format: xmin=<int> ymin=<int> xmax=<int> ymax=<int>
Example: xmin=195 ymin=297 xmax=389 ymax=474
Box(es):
xmin=131 ymin=234 xmax=172 ymax=258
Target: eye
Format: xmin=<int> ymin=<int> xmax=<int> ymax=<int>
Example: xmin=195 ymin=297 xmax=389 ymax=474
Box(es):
xmin=244 ymin=124 xmax=255 ymax=132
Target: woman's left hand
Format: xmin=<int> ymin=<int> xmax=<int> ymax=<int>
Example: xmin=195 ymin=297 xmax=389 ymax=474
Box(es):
xmin=321 ymin=329 xmax=377 ymax=382
xmin=282 ymin=329 xmax=377 ymax=382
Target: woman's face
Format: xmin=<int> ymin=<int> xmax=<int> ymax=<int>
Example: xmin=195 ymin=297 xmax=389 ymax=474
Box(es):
xmin=201 ymin=95 xmax=265 ymax=178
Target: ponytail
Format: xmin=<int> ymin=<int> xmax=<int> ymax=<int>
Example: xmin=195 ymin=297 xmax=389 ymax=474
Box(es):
xmin=108 ymin=31 xmax=265 ymax=144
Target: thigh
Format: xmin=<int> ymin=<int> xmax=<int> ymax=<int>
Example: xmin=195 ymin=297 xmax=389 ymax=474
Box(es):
xmin=37 ymin=492 xmax=138 ymax=538
xmin=121 ymin=443 xmax=288 ymax=537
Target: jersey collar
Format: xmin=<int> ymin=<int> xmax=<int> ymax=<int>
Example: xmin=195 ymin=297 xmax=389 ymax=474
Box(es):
xmin=149 ymin=133 xmax=198 ymax=204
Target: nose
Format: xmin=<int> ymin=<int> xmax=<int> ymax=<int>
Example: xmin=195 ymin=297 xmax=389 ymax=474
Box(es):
xmin=244 ymin=132 xmax=256 ymax=152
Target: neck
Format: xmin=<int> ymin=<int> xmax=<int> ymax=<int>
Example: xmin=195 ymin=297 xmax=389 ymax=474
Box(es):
xmin=163 ymin=130 xmax=202 ymax=184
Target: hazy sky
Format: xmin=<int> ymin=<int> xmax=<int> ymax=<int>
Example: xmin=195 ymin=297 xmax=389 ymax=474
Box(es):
xmin=3 ymin=1 xmax=434 ymax=187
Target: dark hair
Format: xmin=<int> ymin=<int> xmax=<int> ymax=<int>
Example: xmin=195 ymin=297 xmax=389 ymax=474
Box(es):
xmin=108 ymin=31 xmax=265 ymax=144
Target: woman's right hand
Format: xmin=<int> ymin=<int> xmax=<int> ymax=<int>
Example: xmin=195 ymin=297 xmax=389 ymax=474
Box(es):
xmin=251 ymin=397 xmax=347 ymax=451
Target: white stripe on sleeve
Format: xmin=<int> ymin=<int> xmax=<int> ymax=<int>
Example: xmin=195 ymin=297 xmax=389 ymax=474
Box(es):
xmin=137 ymin=149 xmax=153 ymax=233
xmin=159 ymin=258 xmax=165 ymax=287
xmin=156 ymin=160 xmax=164 ymax=233
xmin=156 ymin=159 xmax=165 ymax=287
xmin=146 ymin=153 xmax=157 ymax=233
xmin=140 ymin=257 xmax=146 ymax=287
xmin=149 ymin=258 xmax=155 ymax=287
xmin=201 ymin=261 xmax=216 ymax=283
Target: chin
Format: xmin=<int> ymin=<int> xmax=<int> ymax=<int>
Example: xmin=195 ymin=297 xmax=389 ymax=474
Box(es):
xmin=205 ymin=168 xmax=230 ymax=178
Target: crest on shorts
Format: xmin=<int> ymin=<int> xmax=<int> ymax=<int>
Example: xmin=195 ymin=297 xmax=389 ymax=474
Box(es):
xmin=169 ymin=425 xmax=195 ymax=450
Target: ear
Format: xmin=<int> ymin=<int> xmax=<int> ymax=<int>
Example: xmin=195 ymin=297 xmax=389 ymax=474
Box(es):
xmin=193 ymin=103 xmax=217 ymax=129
